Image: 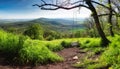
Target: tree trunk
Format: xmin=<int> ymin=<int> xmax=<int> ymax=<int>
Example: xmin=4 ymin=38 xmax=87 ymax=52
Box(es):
xmin=116 ymin=16 xmax=120 ymax=29
xmin=86 ymin=0 xmax=110 ymax=46
xmin=108 ymin=0 xmax=114 ymax=37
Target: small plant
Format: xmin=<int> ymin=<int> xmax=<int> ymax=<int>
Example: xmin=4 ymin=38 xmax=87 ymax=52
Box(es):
xmin=46 ymin=41 xmax=64 ymax=51
xmin=61 ymin=41 xmax=71 ymax=48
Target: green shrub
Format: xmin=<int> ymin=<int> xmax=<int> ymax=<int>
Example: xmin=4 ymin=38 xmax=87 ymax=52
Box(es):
xmin=94 ymin=35 xmax=120 ymax=69
xmin=61 ymin=41 xmax=72 ymax=48
xmin=0 ymin=30 xmax=63 ymax=65
xmin=19 ymin=39 xmax=63 ymax=65
xmin=45 ymin=35 xmax=55 ymax=41
xmin=80 ymin=38 xmax=101 ymax=48
xmin=23 ymin=23 xmax=44 ymax=40
xmin=46 ymin=41 xmax=64 ymax=51
xmin=0 ymin=30 xmax=27 ymax=59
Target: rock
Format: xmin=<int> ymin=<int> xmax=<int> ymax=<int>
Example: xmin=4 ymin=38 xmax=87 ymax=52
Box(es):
xmin=76 ymin=61 xmax=80 ymax=64
xmin=73 ymin=56 xmax=78 ymax=60
xmin=71 ymin=41 xmax=80 ymax=47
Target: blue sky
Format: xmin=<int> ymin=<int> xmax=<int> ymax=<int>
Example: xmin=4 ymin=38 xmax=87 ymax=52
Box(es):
xmin=0 ymin=0 xmax=91 ymax=19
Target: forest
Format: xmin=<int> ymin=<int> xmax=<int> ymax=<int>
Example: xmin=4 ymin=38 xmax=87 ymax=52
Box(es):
xmin=0 ymin=0 xmax=120 ymax=69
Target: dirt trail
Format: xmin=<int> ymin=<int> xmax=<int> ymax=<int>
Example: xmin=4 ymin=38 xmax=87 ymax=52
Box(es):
xmin=0 ymin=47 xmax=87 ymax=69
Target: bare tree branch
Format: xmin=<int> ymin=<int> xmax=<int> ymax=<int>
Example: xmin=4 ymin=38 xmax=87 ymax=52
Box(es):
xmin=97 ymin=13 xmax=120 ymax=17
xmin=33 ymin=4 xmax=89 ymax=10
xmin=41 ymin=0 xmax=46 ymax=4
xmin=33 ymin=0 xmax=111 ymax=45
xmin=91 ymin=1 xmax=117 ymax=14
xmin=71 ymin=0 xmax=84 ymax=5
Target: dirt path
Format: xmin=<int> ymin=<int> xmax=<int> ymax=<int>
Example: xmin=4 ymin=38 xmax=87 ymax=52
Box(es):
xmin=0 ymin=47 xmax=87 ymax=69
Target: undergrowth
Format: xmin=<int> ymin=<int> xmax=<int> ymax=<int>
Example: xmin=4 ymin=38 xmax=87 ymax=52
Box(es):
xmin=0 ymin=30 xmax=63 ymax=65
xmin=1 ymin=29 xmax=120 ymax=68
xmin=74 ymin=35 xmax=120 ymax=69
xmin=19 ymin=40 xmax=63 ymax=65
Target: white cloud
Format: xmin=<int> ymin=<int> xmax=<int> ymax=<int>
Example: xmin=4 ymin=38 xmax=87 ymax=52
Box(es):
xmin=0 ymin=7 xmax=91 ymax=19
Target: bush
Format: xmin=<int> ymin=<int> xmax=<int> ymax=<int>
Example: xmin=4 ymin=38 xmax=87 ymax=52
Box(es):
xmin=19 ymin=40 xmax=63 ymax=65
xmin=46 ymin=41 xmax=64 ymax=51
xmin=23 ymin=23 xmax=44 ymax=40
xmin=44 ymin=30 xmax=61 ymax=40
xmin=61 ymin=41 xmax=72 ymax=48
xmin=89 ymin=35 xmax=120 ymax=69
xmin=80 ymin=38 xmax=101 ymax=48
xmin=0 ymin=30 xmax=63 ymax=65
xmin=0 ymin=30 xmax=28 ymax=60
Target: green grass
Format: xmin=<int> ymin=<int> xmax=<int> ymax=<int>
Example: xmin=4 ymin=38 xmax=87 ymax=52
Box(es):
xmin=19 ymin=39 xmax=63 ymax=65
xmin=74 ymin=35 xmax=120 ymax=69
xmin=45 ymin=40 xmax=64 ymax=51
xmin=0 ymin=30 xmax=27 ymax=60
xmin=0 ymin=30 xmax=63 ymax=65
xmin=0 ymin=30 xmax=103 ymax=65
xmin=1 ymin=29 xmax=120 ymax=68
xmin=98 ymin=35 xmax=120 ymax=69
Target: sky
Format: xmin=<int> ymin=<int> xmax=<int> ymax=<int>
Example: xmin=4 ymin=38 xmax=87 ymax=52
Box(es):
xmin=0 ymin=0 xmax=91 ymax=19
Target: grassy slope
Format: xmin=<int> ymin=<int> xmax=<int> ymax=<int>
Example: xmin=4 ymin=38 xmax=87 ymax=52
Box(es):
xmin=0 ymin=30 xmax=120 ymax=68
xmin=0 ymin=30 xmax=63 ymax=65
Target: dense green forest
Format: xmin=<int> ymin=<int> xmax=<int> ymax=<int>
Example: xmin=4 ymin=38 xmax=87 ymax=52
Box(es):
xmin=0 ymin=0 xmax=120 ymax=69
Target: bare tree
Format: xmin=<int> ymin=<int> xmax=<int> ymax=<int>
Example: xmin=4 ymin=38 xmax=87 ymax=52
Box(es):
xmin=111 ymin=0 xmax=120 ymax=29
xmin=96 ymin=0 xmax=120 ymax=36
xmin=33 ymin=0 xmax=110 ymax=46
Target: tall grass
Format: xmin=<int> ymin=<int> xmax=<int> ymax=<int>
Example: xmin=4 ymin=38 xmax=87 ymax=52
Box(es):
xmin=79 ymin=38 xmax=101 ymax=48
xmin=19 ymin=39 xmax=63 ymax=65
xmin=0 ymin=30 xmax=63 ymax=65
xmin=45 ymin=41 xmax=64 ymax=51
xmin=99 ymin=35 xmax=120 ymax=69
xmin=3 ymin=29 xmax=120 ymax=67
xmin=81 ymin=35 xmax=120 ymax=69
xmin=0 ymin=30 xmax=27 ymax=60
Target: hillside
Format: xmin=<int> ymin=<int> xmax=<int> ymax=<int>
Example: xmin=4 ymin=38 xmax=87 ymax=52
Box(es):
xmin=0 ymin=18 xmax=85 ymax=32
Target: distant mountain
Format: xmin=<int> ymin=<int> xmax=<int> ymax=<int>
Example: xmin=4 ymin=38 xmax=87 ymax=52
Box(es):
xmin=0 ymin=18 xmax=85 ymax=25
xmin=31 ymin=18 xmax=85 ymax=25
xmin=0 ymin=19 xmax=33 ymax=24
xmin=0 ymin=18 xmax=85 ymax=32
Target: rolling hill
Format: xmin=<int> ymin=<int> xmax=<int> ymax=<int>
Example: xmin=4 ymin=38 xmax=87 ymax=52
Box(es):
xmin=0 ymin=18 xmax=85 ymax=33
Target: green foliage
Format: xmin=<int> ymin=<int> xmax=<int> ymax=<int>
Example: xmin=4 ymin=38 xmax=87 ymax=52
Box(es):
xmin=46 ymin=40 xmax=64 ymax=51
xmin=23 ymin=23 xmax=44 ymax=40
xmin=19 ymin=39 xmax=63 ymax=65
xmin=73 ymin=57 xmax=97 ymax=69
xmin=0 ymin=30 xmax=63 ymax=65
xmin=44 ymin=30 xmax=61 ymax=40
xmin=2 ymin=28 xmax=120 ymax=67
xmin=74 ymin=31 xmax=81 ymax=38
xmin=6 ymin=27 xmax=17 ymax=33
xmin=84 ymin=35 xmax=120 ymax=69
xmin=61 ymin=40 xmax=72 ymax=48
xmin=99 ymin=35 xmax=120 ymax=69
xmin=0 ymin=30 xmax=28 ymax=60
xmin=45 ymin=35 xmax=54 ymax=41
xmin=80 ymin=38 xmax=101 ymax=49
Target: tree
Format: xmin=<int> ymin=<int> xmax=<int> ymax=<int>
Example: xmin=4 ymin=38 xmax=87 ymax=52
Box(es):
xmin=111 ymin=0 xmax=120 ymax=29
xmin=92 ymin=0 xmax=114 ymax=37
xmin=96 ymin=0 xmax=120 ymax=31
xmin=33 ymin=0 xmax=110 ymax=46
xmin=44 ymin=30 xmax=61 ymax=40
xmin=108 ymin=0 xmax=114 ymax=36
xmin=83 ymin=18 xmax=98 ymax=37
xmin=23 ymin=23 xmax=44 ymax=40
xmin=95 ymin=0 xmax=120 ymax=36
